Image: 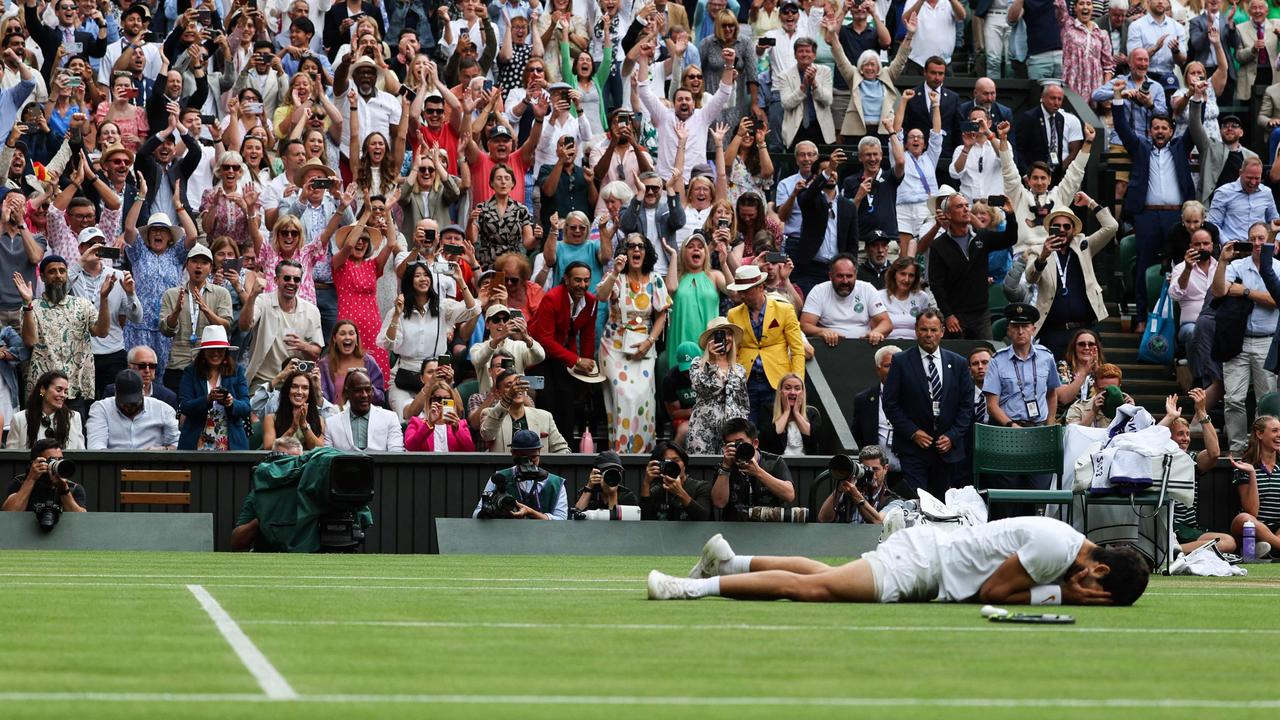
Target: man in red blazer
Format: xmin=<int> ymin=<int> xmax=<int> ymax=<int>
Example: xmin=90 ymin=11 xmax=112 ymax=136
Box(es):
xmin=529 ymin=262 xmax=599 ymax=442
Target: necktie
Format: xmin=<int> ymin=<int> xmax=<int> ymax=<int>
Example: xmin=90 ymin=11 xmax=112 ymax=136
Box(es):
xmin=974 ymin=390 xmax=987 ymax=423
xmin=1049 ymin=113 xmax=1063 ymax=166
xmin=1260 ymin=24 xmax=1270 ymax=68
xmin=926 ymin=354 xmax=942 ymax=403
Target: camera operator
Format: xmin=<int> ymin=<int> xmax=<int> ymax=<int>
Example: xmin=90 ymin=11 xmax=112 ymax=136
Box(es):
xmin=230 ymin=437 xmax=304 ymax=552
xmin=640 ymin=441 xmax=712 ymax=521
xmin=473 ymin=429 xmax=569 ymax=520
xmin=574 ymin=450 xmax=638 ymax=513
xmin=712 ymin=418 xmax=796 ymax=521
xmin=2 ymin=440 xmax=86 ymax=513
xmin=816 ymin=446 xmax=908 ymax=524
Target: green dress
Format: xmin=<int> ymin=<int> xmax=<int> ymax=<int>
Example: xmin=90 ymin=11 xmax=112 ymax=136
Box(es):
xmin=667 ymin=271 xmax=721 ymax=370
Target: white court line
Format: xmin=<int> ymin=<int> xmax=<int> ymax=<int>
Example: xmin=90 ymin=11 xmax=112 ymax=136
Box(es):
xmin=0 ymin=572 xmax=637 ymax=583
xmin=185 ymin=585 xmax=298 ymax=700
xmin=237 ymin=618 xmax=1280 ymax=636
xmin=0 ymin=692 xmax=1276 ymax=709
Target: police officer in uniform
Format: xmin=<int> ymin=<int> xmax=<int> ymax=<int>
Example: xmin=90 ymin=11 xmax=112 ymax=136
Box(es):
xmin=980 ymin=303 xmax=1061 ymax=518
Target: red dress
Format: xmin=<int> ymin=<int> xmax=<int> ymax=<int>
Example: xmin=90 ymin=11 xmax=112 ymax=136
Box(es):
xmin=334 ymin=258 xmax=391 ymax=388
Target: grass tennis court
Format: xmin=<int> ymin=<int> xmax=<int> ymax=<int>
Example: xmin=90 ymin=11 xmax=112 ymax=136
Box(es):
xmin=1 ymin=550 xmax=1277 ymax=719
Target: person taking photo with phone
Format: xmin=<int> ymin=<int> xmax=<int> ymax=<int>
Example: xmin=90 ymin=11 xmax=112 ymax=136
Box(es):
xmin=68 ymin=226 xmax=143 ymax=398
xmin=178 ymin=326 xmax=252 ymax=451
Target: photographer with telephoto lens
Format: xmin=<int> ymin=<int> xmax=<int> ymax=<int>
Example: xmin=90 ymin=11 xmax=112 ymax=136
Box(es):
xmin=816 ymin=445 xmax=908 ymax=524
xmin=574 ymin=450 xmax=638 ymax=514
xmin=712 ymin=418 xmax=796 ymax=521
xmin=2 ymin=440 xmax=87 ymax=525
xmin=473 ymin=429 xmax=569 ymax=520
xmin=640 ymin=441 xmax=712 ymax=521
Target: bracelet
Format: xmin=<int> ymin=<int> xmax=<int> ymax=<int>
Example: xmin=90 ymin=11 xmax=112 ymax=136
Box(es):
xmin=717 ymin=465 xmax=732 ymax=475
xmin=1029 ymin=584 xmax=1062 ymax=605
xmin=1196 ymin=415 xmax=1212 ymax=424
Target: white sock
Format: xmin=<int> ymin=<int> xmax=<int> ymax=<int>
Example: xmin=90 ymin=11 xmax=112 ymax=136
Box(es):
xmin=688 ymin=577 xmax=720 ymax=598
xmin=724 ymin=555 xmax=753 ymax=576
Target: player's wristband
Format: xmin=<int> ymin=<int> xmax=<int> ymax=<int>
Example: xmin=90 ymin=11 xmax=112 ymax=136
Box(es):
xmin=1029 ymin=585 xmax=1062 ymax=605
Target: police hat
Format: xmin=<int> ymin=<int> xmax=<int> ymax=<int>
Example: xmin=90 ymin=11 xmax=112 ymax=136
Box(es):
xmin=1004 ymin=302 xmax=1040 ymax=325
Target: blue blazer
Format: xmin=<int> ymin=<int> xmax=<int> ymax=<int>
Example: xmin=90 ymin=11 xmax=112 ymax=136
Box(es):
xmin=882 ymin=347 xmax=974 ymax=464
xmin=177 ymin=365 xmax=252 ymax=450
xmin=1112 ymin=102 xmax=1196 ymax=219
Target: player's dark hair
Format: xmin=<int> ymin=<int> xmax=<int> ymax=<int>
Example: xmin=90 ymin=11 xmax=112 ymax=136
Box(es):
xmin=1091 ymin=544 xmax=1150 ymax=606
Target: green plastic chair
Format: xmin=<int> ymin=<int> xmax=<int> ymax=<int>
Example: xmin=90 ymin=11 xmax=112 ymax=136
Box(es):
xmin=1259 ymin=392 xmax=1280 ymax=419
xmin=991 ymin=317 xmax=1008 ymax=341
xmin=456 ymin=378 xmax=480 ymax=411
xmin=248 ymin=420 xmax=264 ymax=451
xmin=1118 ymin=234 xmax=1137 ymax=277
xmin=988 ymin=283 xmax=1008 ymax=316
xmin=972 ymin=424 xmax=1072 ymax=522
xmin=1145 ymin=265 xmax=1166 ymax=315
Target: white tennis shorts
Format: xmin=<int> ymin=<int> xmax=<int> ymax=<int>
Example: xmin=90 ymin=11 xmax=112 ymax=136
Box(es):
xmin=861 ymin=524 xmax=942 ymax=603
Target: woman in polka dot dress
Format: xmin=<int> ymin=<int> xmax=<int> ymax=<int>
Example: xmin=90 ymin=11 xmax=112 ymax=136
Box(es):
xmin=596 ymin=234 xmax=671 ymax=454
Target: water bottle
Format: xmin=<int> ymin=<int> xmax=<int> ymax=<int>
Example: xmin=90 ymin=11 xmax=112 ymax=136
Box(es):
xmin=579 ymin=428 xmax=594 ymax=455
xmin=1243 ymin=521 xmax=1257 ymax=561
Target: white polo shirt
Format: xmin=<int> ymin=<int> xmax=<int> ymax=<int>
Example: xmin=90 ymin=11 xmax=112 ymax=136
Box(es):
xmin=801 ymin=280 xmax=887 ymax=338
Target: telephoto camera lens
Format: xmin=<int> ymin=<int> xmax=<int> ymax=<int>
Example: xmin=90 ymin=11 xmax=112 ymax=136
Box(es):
xmin=47 ymin=458 xmax=76 ymax=480
xmin=602 ymin=467 xmax=623 ymax=488
xmin=661 ymin=460 xmax=682 ymax=479
xmin=734 ymin=441 xmax=755 ymax=464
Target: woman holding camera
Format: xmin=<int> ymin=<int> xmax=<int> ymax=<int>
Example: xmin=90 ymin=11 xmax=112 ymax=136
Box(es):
xmin=7 ymin=371 xmax=85 ymax=450
xmin=640 ymin=441 xmax=712 ymax=521
xmin=574 ymin=450 xmax=639 ymax=513
xmin=597 ymin=234 xmax=671 ymax=453
xmin=759 ymin=372 xmax=826 ymax=456
xmin=178 ymin=328 xmax=252 ymax=451
xmin=685 ymin=317 xmax=749 ymax=455
xmin=404 ymin=380 xmax=475 ymax=451
xmin=261 ymin=368 xmax=327 ymax=451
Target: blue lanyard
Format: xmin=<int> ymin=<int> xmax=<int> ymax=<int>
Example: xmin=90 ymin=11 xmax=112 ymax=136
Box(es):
xmin=1013 ymin=351 xmax=1038 ymax=404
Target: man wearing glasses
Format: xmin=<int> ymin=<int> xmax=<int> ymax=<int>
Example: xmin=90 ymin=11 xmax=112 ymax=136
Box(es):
xmin=104 ymin=346 xmax=178 ymax=410
xmin=240 ymin=259 xmax=324 ymax=388
xmin=24 ymin=0 xmax=107 ymax=79
xmin=1022 ymin=195 xmax=1117 ymax=360
xmin=619 ymin=170 xmax=683 ymax=277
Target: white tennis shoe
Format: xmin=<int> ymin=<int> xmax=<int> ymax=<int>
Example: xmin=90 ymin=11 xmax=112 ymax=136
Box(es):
xmin=688 ymin=533 xmax=735 ymax=578
xmin=648 ymin=570 xmax=695 ymax=600
xmin=879 ymin=506 xmax=906 ymax=543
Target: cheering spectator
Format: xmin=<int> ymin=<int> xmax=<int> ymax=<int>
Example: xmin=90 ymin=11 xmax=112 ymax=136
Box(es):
xmin=666 ymin=231 xmax=727 ymax=370
xmin=774 ymin=141 xmax=817 ymax=253
xmin=538 ymin=135 xmax=597 ymax=233
xmin=319 ymin=320 xmax=387 ymax=408
xmin=1191 ymin=100 xmax=1255 ymax=206
xmin=480 ymin=369 xmax=570 ymax=453
xmin=1208 ymin=159 xmax=1278 ymax=243
xmin=240 ymin=260 xmax=324 ymax=388
xmin=469 ymin=303 xmax=546 ymax=394
xmin=1125 ymin=0 xmax=1186 ymax=88
xmin=528 ymin=262 xmax=600 ymax=440
xmin=844 ymin=138 xmax=899 ymax=245
xmin=857 ymin=232 xmax=893 ymax=289
xmin=1217 ymin=228 xmax=1280 ymax=452
xmin=950 ymin=107 xmax=1004 ymax=204
xmin=0 ymin=187 xmax=43 ymax=329
xmin=619 ymin=172 xmax=685 ymax=277
xmin=924 ymin=193 xmax=1018 ymax=339
xmin=686 ymin=317 xmax=749 ymax=454
xmin=200 ymin=151 xmax=265 ymax=250
xmin=824 ymin=13 xmax=912 ymax=141
xmin=262 ymin=368 xmax=328 ymax=451
xmin=176 ymin=327 xmax=252 ymax=451
xmin=795 ymin=150 xmax=856 ymax=293
xmin=1054 ymin=328 xmax=1108 ymax=409
xmin=890 ymin=88 xmax=944 ymax=247
xmin=1169 ymin=230 xmax=1218 ymax=349
xmin=6 ymin=371 xmax=84 ymax=451
xmin=904 ymin=1 xmax=965 ymax=71
xmin=801 ymin=254 xmax=891 ymax=346
xmin=1225 ymin=416 xmax=1280 ymax=559
xmin=468 ymin=163 xmax=534 ymax=268
xmin=158 ymin=243 xmax=234 ymax=392
xmin=405 ymin=380 xmax=475 ymax=451
xmin=774 ymin=37 xmax=833 ymax=149
xmin=1064 ymin=363 xmax=1134 ymax=427
xmin=1055 ymin=0 xmax=1115 ymax=100
xmin=759 ymin=371 xmax=825 ymax=456
xmin=878 ymin=257 xmax=932 ymax=341
xmin=726 ymin=264 xmax=806 ymax=427
xmin=1004 ymin=102 xmax=1094 ymax=247
xmin=68 ymin=227 xmax=142 ymax=399
xmin=1161 ymin=389 xmax=1229 ymax=553
xmin=87 ymin=369 xmax=179 ymax=450
xmin=636 ymin=50 xmax=733 ymax=181
xmin=0 ymin=325 xmax=27 ymax=431
xmin=122 ymin=208 xmax=195 ymax=376
xmin=597 ymin=235 xmax=671 ymax=453
xmin=325 ymin=369 xmax=405 ymax=452
xmin=398 ymin=144 xmax=463 ymax=236
xmin=333 ymin=212 xmax=398 ymax=385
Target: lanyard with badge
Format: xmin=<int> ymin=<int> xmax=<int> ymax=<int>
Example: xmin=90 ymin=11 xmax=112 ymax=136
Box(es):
xmin=1013 ymin=352 xmax=1040 ymax=421
xmin=187 ymin=286 xmax=200 ymax=346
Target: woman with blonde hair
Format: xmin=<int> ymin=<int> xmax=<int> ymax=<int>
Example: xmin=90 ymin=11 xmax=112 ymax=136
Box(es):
xmin=759 ymin=372 xmax=826 ymax=455
xmin=685 ymin=317 xmax=748 ymax=454
xmin=1228 ymin=415 xmax=1280 ymax=559
xmin=697 ymin=8 xmax=755 ymax=130
xmin=257 ymin=214 xmax=327 ymax=304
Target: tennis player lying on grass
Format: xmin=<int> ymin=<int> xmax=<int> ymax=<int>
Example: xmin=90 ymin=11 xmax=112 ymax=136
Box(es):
xmin=647 ymin=516 xmax=1149 ymax=606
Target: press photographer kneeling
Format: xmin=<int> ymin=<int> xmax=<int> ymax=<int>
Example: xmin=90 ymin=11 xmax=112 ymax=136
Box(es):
xmin=474 ymin=429 xmax=569 ymax=520
xmin=712 ymin=418 xmax=796 ymax=521
xmin=640 ymin=441 xmax=712 ymax=521
xmin=572 ymin=451 xmax=638 ymax=518
xmin=816 ymin=446 xmax=908 ymax=523
xmin=3 ymin=440 xmax=87 ymax=526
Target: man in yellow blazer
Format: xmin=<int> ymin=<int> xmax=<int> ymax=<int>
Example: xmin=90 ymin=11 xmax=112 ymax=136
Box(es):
xmin=726 ymin=266 xmax=806 ymax=427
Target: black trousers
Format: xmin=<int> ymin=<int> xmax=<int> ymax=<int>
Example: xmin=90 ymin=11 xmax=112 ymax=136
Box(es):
xmin=94 ymin=349 xmax=128 ymax=401
xmin=898 ymin=447 xmax=961 ymax=500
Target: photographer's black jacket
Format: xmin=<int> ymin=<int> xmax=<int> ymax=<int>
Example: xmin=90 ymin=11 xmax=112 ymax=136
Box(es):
xmin=5 ymin=475 xmax=86 ymax=511
xmin=721 ymin=452 xmax=792 ymax=521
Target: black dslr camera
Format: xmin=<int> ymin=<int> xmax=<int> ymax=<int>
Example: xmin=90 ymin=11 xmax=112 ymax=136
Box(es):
xmin=829 ymin=454 xmax=875 ymax=521
xmin=479 ymin=461 xmax=547 ymax=518
xmin=32 ymin=458 xmax=76 ymax=532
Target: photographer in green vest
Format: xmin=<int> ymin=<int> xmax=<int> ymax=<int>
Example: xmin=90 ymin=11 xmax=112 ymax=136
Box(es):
xmin=473 ymin=429 xmax=569 ymax=519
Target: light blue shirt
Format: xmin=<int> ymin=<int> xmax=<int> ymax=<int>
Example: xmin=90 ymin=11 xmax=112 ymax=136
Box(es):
xmin=85 ymin=397 xmax=180 ymax=450
xmin=1226 ymin=257 xmax=1280 ymax=336
xmin=774 ymin=171 xmax=812 ymax=236
xmin=858 ymin=81 xmax=885 ymax=124
xmin=1091 ymin=79 xmax=1167 ymax=146
xmin=982 ymin=343 xmax=1060 ymax=423
xmin=1126 ymin=14 xmax=1185 ymax=76
xmin=1207 ymin=180 xmax=1279 ymax=242
xmin=76 ymin=15 xmax=118 ymax=72
xmin=896 ymin=129 xmax=944 ymax=204
xmin=1145 ymin=144 xmax=1183 ymax=207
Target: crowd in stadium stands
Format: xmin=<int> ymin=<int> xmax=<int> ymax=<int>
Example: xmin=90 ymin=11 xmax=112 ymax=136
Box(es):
xmin=3 ymin=0 xmax=1280 ymax=556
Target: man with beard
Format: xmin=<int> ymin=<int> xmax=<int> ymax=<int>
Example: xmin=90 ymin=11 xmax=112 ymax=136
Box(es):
xmin=100 ymin=4 xmax=161 ymax=87
xmin=233 ymin=41 xmax=289 ymax=119
xmin=136 ymin=106 xmax=202 ymax=222
xmin=336 ymin=56 xmax=401 ymax=161
xmin=158 ymin=241 xmax=233 ymax=393
xmin=636 ymin=49 xmax=735 ymax=181
xmin=68 ymin=227 xmax=142 ymax=399
xmin=795 ymin=151 xmax=857 ymax=294
xmin=647 ymin=517 xmax=1149 ymax=607
xmin=1189 ymin=100 xmax=1254 ymax=205
xmin=13 ymin=254 xmax=113 ymax=418
xmin=460 ymin=96 xmax=547 ymax=205
xmin=800 ymin=254 xmax=891 ymax=345
xmin=857 ymin=232 xmax=892 ymax=289
xmin=240 ymin=259 xmax=323 ymax=388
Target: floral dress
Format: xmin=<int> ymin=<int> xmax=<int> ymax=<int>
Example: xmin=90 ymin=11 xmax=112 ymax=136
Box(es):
xmin=200 ymin=188 xmax=253 ymax=247
xmin=685 ymin=356 xmax=749 ymax=455
xmin=474 ymin=198 xmax=532 ymax=269
xmin=124 ymin=238 xmax=189 ymax=375
xmin=599 ymin=272 xmax=670 ymax=453
xmin=728 ymin=156 xmax=772 ymax=206
xmin=1055 ymin=0 xmax=1114 ymax=102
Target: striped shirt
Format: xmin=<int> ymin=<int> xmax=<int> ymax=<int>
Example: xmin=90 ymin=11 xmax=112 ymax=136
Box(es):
xmin=1233 ymin=461 xmax=1280 ymax=528
xmin=1173 ymin=450 xmax=1200 ymax=529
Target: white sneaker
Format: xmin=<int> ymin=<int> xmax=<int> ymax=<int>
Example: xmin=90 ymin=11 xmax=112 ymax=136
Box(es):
xmin=647 ymin=570 xmax=695 ymax=600
xmin=688 ymin=533 xmax=735 ymax=578
xmin=1257 ymin=541 xmax=1273 ymax=559
xmin=879 ymin=506 xmax=906 ymax=543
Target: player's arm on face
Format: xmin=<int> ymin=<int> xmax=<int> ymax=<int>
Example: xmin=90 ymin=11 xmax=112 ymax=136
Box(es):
xmin=977 ymin=552 xmax=1037 ymax=604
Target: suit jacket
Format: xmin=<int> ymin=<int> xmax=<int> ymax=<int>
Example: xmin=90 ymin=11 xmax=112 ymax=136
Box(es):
xmin=1189 ymin=97 xmax=1258 ymax=204
xmin=1013 ymin=105 xmax=1077 ymax=175
xmin=105 ymin=381 xmax=179 ymax=411
xmin=958 ymin=100 xmax=1014 ymax=130
xmin=1112 ymin=101 xmax=1196 ymax=218
xmin=852 ymin=385 xmax=881 ymax=451
xmin=1188 ymin=13 xmax=1239 ymax=81
xmin=1235 ymin=18 xmax=1280 ymax=101
xmin=904 ymin=84 xmax=961 ymax=159
xmin=1099 ymin=14 xmax=1130 ymax=59
xmin=662 ymin=3 xmax=691 ymax=35
xmin=882 ymin=347 xmax=973 ymax=464
xmin=479 ymin=404 xmax=569 ymax=454
xmin=798 ymin=175 xmax=858 ymax=264
xmin=619 ymin=194 xmax=686 ymax=255
xmin=232 ymin=67 xmax=290 ymax=119
xmin=727 ymin=297 xmax=806 ymax=387
xmin=841 ymin=163 xmax=899 ymax=240
xmin=136 ymin=130 xmax=203 ymax=223
xmin=1025 ymin=208 xmax=1120 ymax=333
xmin=1258 ymin=82 xmax=1280 ymax=130
xmin=775 ymin=63 xmax=836 ymax=145
xmin=176 ymin=365 xmax=251 ymax=450
xmin=324 ymin=406 xmax=405 ymax=452
xmin=528 ymin=284 xmax=598 ymax=368
xmin=831 ymin=32 xmax=910 ymax=137
xmin=1255 ymin=244 xmax=1280 ymax=372
xmin=25 ymin=4 xmax=106 ymax=80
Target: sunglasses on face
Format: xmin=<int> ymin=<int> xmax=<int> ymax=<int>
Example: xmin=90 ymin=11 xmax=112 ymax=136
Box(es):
xmin=490 ymin=313 xmax=510 ymax=323
xmin=424 ymin=108 xmax=445 ymax=115
xmin=279 ymin=229 xmax=301 ymax=237
xmin=131 ymin=362 xmax=158 ymax=370
xmin=1076 ymin=341 xmax=1098 ymax=348
xmin=625 ymin=242 xmax=646 ymax=250
xmin=644 ymin=184 xmax=661 ymax=192
xmin=223 ymin=165 xmax=243 ymax=172
xmin=280 ymin=276 xmax=302 ymax=284
xmin=1050 ymin=223 xmax=1073 ymax=231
